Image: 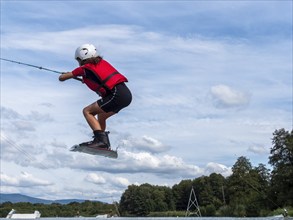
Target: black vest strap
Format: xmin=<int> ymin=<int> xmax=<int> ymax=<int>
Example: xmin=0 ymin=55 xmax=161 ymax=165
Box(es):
xmin=84 ymin=69 xmax=119 ymax=87
xmin=83 ymin=69 xmax=119 ymax=96
xmin=100 ymin=71 xmax=119 ymax=88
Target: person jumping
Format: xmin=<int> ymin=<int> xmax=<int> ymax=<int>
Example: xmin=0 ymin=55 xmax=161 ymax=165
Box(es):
xmin=59 ymin=43 xmax=132 ymax=149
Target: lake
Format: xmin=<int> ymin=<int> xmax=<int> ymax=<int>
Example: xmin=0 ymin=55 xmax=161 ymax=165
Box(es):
xmin=0 ymin=217 xmax=287 ymax=220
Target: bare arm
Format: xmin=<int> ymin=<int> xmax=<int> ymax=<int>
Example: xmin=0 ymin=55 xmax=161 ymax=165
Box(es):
xmin=59 ymin=72 xmax=74 ymax=81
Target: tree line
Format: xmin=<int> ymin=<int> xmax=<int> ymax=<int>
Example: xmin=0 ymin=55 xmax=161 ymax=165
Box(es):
xmin=118 ymin=128 xmax=293 ymax=217
xmin=0 ymin=200 xmax=116 ymax=217
xmin=0 ymin=128 xmax=292 ymax=217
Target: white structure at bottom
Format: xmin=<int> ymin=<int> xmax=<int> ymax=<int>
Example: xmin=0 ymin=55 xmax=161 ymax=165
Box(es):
xmin=6 ymin=209 xmax=41 ymax=219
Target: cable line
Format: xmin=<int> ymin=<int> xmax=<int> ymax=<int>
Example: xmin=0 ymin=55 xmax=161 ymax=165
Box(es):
xmin=0 ymin=57 xmax=82 ymax=81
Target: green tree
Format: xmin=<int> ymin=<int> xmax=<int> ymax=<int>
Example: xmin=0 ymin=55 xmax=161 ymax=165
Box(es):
xmin=252 ymin=163 xmax=271 ymax=209
xmin=207 ymin=173 xmax=226 ymax=209
xmin=163 ymin=186 xmax=176 ymax=211
xmin=194 ymin=176 xmax=213 ymax=207
xmin=0 ymin=201 xmax=114 ymax=217
xmin=205 ymin=204 xmax=216 ymax=216
xmin=227 ymin=156 xmax=252 ymax=203
xmin=226 ymin=156 xmax=253 ymax=216
xmin=119 ymin=184 xmax=174 ymax=216
xmin=226 ymin=157 xmax=273 ymax=217
xmin=172 ymin=179 xmax=192 ymax=210
xmin=269 ymin=129 xmax=293 ymax=207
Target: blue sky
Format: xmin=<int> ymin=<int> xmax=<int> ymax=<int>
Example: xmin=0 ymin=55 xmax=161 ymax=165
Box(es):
xmin=0 ymin=0 xmax=292 ymax=203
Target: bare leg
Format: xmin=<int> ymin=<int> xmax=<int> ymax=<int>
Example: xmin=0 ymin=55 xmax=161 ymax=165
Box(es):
xmin=98 ymin=112 xmax=115 ymax=131
xmin=83 ymin=102 xmax=115 ymax=131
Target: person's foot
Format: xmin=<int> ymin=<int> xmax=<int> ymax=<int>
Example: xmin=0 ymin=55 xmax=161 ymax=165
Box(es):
xmin=80 ymin=138 xmax=109 ymax=149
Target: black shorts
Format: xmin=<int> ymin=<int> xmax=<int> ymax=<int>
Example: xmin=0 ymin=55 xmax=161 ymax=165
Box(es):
xmin=97 ymin=83 xmax=132 ymax=113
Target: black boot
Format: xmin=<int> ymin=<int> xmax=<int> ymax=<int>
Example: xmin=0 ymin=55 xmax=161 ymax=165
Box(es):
xmin=102 ymin=131 xmax=111 ymax=148
xmin=80 ymin=131 xmax=109 ymax=149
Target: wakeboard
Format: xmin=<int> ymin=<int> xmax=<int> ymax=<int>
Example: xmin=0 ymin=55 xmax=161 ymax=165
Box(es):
xmin=70 ymin=144 xmax=118 ymax=159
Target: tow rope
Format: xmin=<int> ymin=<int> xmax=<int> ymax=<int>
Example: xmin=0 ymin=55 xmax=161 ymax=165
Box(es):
xmin=0 ymin=57 xmax=82 ymax=81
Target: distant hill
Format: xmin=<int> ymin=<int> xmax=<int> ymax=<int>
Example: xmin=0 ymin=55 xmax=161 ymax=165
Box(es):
xmin=0 ymin=193 xmax=87 ymax=204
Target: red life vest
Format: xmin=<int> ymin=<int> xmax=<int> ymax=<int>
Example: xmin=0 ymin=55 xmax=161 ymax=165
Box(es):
xmin=72 ymin=59 xmax=128 ymax=97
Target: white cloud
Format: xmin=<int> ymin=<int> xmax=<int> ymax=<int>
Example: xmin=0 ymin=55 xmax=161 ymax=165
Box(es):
xmin=12 ymin=120 xmax=36 ymax=131
xmin=113 ymin=151 xmax=204 ymax=178
xmin=121 ymin=135 xmax=170 ymax=153
xmin=0 ymin=173 xmax=19 ymax=186
xmin=85 ymin=173 xmax=106 ymax=185
xmin=247 ymin=145 xmax=268 ymax=155
xmin=204 ymin=162 xmax=232 ymax=177
xmin=109 ymin=177 xmax=131 ymax=188
xmin=0 ymin=172 xmax=53 ymax=187
xmin=210 ymin=84 xmax=251 ymax=108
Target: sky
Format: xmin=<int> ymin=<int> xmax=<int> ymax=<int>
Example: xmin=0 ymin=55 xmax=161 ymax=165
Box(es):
xmin=0 ymin=0 xmax=292 ymax=203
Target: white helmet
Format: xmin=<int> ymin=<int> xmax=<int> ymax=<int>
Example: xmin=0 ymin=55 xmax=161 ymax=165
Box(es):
xmin=75 ymin=44 xmax=97 ymax=61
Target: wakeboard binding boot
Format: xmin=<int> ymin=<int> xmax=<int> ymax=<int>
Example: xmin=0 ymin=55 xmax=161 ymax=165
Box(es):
xmin=80 ymin=131 xmax=111 ymax=149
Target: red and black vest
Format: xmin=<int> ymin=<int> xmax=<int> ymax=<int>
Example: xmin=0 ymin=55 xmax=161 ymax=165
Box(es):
xmin=72 ymin=59 xmax=128 ymax=97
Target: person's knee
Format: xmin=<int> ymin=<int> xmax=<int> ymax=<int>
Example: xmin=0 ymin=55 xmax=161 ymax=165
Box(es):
xmin=83 ymin=107 xmax=89 ymax=117
xmin=83 ymin=102 xmax=102 ymax=118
